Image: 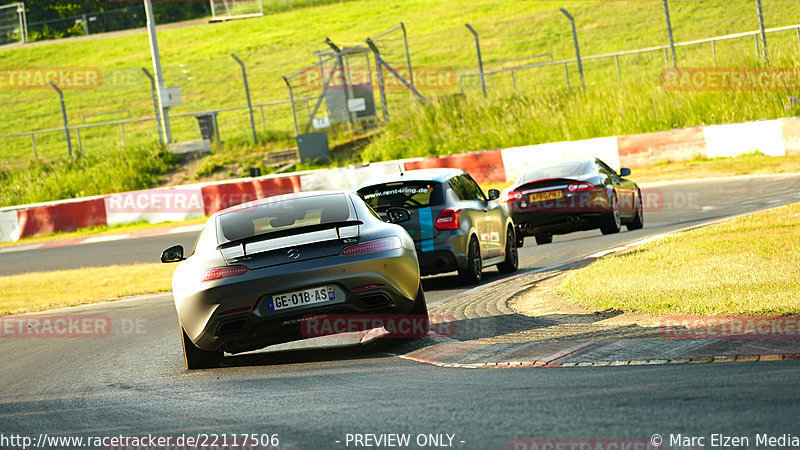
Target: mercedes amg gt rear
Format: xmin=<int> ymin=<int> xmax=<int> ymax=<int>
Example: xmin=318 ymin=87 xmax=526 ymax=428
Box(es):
xmin=161 ymin=190 xmax=426 ymax=369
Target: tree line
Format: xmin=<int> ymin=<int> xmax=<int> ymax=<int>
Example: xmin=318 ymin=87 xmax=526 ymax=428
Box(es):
xmin=2 ymin=0 xmax=209 ymax=41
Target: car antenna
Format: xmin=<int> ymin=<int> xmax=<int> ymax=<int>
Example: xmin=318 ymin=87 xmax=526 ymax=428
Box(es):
xmin=398 ymin=160 xmax=404 ymax=177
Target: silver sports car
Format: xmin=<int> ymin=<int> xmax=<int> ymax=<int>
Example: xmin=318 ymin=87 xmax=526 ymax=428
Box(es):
xmin=161 ymin=190 xmax=427 ymax=369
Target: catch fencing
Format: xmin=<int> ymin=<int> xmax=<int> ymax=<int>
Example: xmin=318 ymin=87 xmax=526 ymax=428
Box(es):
xmin=2 ymin=0 xmax=800 ymax=167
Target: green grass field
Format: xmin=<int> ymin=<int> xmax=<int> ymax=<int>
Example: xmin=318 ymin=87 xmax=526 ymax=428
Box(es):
xmin=558 ymin=203 xmax=800 ymax=315
xmin=2 ymin=0 xmax=800 ymax=206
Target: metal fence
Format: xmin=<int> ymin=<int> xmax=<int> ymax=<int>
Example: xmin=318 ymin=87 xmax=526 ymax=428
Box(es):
xmin=2 ymin=0 xmax=800 ymax=164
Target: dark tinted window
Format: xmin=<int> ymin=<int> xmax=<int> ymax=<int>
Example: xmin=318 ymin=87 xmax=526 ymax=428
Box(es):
xmin=358 ymin=181 xmax=444 ymax=211
xmin=520 ymin=161 xmax=587 ymax=184
xmin=218 ymin=193 xmax=350 ymax=242
xmin=460 ymin=174 xmax=486 ymax=201
xmin=449 ymin=177 xmax=471 ymax=201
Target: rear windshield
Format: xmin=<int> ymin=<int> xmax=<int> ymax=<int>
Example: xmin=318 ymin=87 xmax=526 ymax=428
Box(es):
xmin=520 ymin=161 xmax=588 ymax=184
xmin=358 ymin=181 xmax=444 ymax=211
xmin=218 ymin=193 xmax=351 ymax=243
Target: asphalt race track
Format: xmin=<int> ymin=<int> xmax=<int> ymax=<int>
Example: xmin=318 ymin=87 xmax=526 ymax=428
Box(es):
xmin=1 ymin=174 xmax=799 ymax=449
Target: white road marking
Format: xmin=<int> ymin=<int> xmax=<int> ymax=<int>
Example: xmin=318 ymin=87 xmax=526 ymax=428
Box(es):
xmin=587 ymin=247 xmax=628 ymax=258
xmin=169 ymin=225 xmax=204 ymax=234
xmin=83 ymin=234 xmax=130 ymax=244
xmin=0 ymin=243 xmax=44 ymax=254
xmin=701 ymin=206 xmax=716 ymax=211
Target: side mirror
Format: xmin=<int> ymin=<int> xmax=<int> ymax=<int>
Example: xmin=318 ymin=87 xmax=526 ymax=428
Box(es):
xmin=619 ymin=168 xmax=631 ymax=177
xmin=385 ymin=207 xmax=411 ymax=224
xmin=487 ymin=189 xmax=500 ymax=201
xmin=161 ymin=245 xmax=185 ymax=263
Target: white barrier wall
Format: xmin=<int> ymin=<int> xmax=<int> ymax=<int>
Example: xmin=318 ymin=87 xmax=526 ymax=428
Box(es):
xmin=299 ymin=161 xmax=405 ymax=191
xmin=500 ymin=136 xmax=621 ymax=182
xmin=703 ymin=120 xmax=786 ymax=158
xmin=0 ymin=210 xmax=20 ymax=243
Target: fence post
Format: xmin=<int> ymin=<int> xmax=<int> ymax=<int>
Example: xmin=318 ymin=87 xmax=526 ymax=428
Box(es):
xmin=49 ymin=82 xmax=72 ymax=157
xmin=464 ymin=24 xmax=486 ymax=96
xmin=615 ymin=55 xmax=621 ymax=81
xmin=232 ymin=53 xmax=258 ymax=144
xmin=755 ymin=0 xmax=769 ymax=64
xmin=712 ymin=40 xmax=717 ymax=66
xmin=662 ymin=0 xmax=677 ymax=68
xmin=120 ymin=122 xmax=126 ymax=146
xmin=560 ymin=9 xmax=584 ymax=89
xmin=30 ymin=133 xmax=37 ymax=159
xmin=282 ymin=76 xmax=299 ymax=137
xmin=400 ymin=22 xmax=414 ymax=91
xmin=366 ymin=38 xmax=390 ymax=123
xmin=797 ymin=27 xmax=800 ymax=52
xmin=259 ymin=105 xmax=266 ymax=133
xmin=754 ymin=34 xmax=760 ymax=58
xmin=76 ymin=127 xmax=83 ymax=154
xmin=564 ymin=62 xmax=571 ymax=91
xmin=80 ymin=13 xmax=88 ymax=36
xmin=141 ymin=68 xmax=164 ymax=146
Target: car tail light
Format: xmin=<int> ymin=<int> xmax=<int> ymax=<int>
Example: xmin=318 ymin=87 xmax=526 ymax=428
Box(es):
xmin=435 ymin=208 xmax=461 ymax=230
xmin=219 ymin=306 xmax=250 ymax=316
xmin=352 ymin=284 xmax=385 ymax=291
xmin=202 ymin=265 xmax=249 ymax=282
xmin=567 ymin=182 xmax=595 ymax=192
xmin=341 ymin=237 xmax=401 ymax=256
xmin=503 ymin=191 xmax=523 ymax=203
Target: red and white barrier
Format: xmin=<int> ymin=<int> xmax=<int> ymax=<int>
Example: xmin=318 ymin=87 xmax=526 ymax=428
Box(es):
xmin=105 ymin=187 xmax=205 ymax=227
xmin=1 ymin=116 xmax=798 ymax=243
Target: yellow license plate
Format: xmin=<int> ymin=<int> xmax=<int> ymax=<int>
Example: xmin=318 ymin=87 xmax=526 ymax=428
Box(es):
xmin=529 ymin=190 xmax=563 ymax=202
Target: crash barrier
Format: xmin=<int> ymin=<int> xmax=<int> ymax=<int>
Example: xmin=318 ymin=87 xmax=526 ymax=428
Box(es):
xmin=2 ymin=116 xmax=798 ymax=242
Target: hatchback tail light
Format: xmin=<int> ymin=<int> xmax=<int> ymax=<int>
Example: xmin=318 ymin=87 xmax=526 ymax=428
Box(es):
xmin=435 ymin=208 xmax=461 ymax=230
xmin=202 ymin=265 xmax=249 ymax=282
xmin=341 ymin=237 xmax=401 ymax=256
xmin=567 ymin=182 xmax=595 ymax=192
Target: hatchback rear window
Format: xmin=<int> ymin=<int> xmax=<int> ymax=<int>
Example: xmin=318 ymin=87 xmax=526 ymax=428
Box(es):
xmin=520 ymin=161 xmax=587 ymax=184
xmin=218 ymin=193 xmax=351 ymax=243
xmin=358 ymin=182 xmax=444 ymax=211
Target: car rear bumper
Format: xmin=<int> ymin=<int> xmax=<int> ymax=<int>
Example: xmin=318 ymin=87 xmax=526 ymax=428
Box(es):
xmin=175 ymin=247 xmax=420 ymax=353
xmin=510 ymin=191 xmax=612 ymax=236
xmin=414 ymin=229 xmax=468 ymax=275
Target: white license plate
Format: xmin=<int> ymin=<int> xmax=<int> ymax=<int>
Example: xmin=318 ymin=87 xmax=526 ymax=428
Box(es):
xmin=267 ymin=285 xmax=335 ymax=312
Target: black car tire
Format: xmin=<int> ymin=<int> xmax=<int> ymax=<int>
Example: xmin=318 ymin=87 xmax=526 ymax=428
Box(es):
xmin=409 ymin=285 xmax=430 ymax=336
xmin=627 ymin=191 xmax=644 ymax=231
xmin=497 ymin=227 xmax=519 ymax=274
xmin=535 ymin=233 xmax=553 ymax=245
xmin=458 ymin=235 xmax=482 ymax=285
xmin=600 ymin=192 xmax=622 ymax=235
xmin=181 ymin=326 xmax=222 ymax=370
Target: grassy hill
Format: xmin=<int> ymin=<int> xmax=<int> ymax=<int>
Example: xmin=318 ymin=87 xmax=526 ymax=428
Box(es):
xmin=2 ymin=0 xmax=800 ymax=206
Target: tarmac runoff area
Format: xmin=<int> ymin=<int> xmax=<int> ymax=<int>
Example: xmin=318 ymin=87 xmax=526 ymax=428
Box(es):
xmin=387 ymin=266 xmax=800 ymax=369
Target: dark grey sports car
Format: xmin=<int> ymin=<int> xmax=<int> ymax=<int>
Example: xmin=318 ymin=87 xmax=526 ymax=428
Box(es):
xmin=503 ymin=158 xmax=644 ymax=245
xmin=356 ymin=168 xmax=518 ymax=285
xmin=161 ymin=190 xmax=426 ymax=369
